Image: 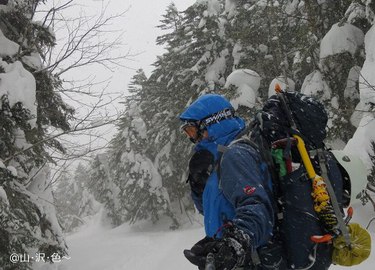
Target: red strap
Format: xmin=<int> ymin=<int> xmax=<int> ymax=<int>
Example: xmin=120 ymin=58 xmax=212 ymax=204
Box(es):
xmin=286 ymin=158 xmax=292 ymax=174
xmin=213 ymin=222 xmax=233 ymax=239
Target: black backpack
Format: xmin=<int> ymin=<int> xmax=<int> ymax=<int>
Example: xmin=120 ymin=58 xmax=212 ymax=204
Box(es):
xmin=247 ymin=91 xmax=345 ymax=269
xmin=256 ymin=91 xmax=328 ymax=150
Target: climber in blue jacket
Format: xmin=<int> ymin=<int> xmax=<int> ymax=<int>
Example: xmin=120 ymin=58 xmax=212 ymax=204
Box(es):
xmin=180 ymin=94 xmax=276 ymax=270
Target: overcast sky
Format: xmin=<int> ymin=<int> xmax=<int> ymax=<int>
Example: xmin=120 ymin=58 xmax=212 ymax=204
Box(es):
xmin=101 ymin=0 xmax=195 ymax=90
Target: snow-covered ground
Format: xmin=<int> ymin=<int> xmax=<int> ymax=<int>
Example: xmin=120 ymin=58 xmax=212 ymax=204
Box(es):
xmin=33 ymin=209 xmax=205 ymax=270
xmin=32 ymin=200 xmax=375 ymax=270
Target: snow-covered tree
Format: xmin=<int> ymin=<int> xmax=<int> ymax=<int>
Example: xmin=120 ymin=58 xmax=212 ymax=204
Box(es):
xmin=108 ymin=69 xmax=177 ymax=226
xmin=224 ymin=1 xmax=362 ymax=146
xmin=87 ymin=154 xmax=119 ymax=225
xmin=54 ymin=171 xmax=82 ymax=232
xmin=0 ymin=1 xmax=74 ymax=268
xmin=54 ymin=164 xmax=99 ymax=232
xmin=345 ymin=1 xmax=375 ymax=170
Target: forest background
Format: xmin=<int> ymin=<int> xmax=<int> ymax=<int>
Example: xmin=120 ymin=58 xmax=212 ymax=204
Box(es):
xmin=1 ymin=0 xmax=375 ymax=269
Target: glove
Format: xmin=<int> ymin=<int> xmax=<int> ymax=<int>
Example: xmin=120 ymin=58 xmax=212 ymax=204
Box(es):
xmin=187 ymin=150 xmax=214 ymax=195
xmin=183 ymin=236 xmax=216 ymax=269
xmin=184 ymin=224 xmax=251 ymax=270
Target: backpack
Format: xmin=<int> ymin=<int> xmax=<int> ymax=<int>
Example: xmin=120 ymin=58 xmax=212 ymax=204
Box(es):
xmin=256 ymin=91 xmax=328 ymax=150
xmin=226 ymin=136 xmax=341 ymax=269
xmin=245 ymin=90 xmax=370 ymax=268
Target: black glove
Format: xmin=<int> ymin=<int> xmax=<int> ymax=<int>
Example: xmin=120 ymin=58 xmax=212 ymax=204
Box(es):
xmin=183 ymin=236 xmax=216 ymax=269
xmin=187 ymin=150 xmax=214 ymax=195
xmin=184 ymin=225 xmax=251 ymax=270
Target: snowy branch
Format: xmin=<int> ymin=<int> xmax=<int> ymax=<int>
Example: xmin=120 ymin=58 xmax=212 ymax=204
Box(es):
xmin=36 ymin=2 xmax=133 ymax=76
xmin=3 ymin=116 xmax=120 ymax=164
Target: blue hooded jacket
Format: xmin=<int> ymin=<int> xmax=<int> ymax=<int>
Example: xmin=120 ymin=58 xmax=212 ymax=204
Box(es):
xmin=180 ymin=94 xmax=274 ymax=248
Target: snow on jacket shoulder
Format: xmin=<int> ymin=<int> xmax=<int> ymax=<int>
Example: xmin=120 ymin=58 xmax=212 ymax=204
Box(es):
xmin=220 ymin=141 xmax=275 ymax=248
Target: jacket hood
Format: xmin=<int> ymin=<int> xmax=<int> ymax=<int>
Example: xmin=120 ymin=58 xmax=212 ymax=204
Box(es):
xmin=195 ymin=117 xmax=245 ymax=160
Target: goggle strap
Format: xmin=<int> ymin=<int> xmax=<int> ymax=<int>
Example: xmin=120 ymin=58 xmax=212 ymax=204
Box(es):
xmin=200 ymin=108 xmax=235 ymax=127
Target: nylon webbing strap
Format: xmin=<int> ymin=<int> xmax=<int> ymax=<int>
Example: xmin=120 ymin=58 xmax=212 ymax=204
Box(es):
xmin=316 ymin=149 xmax=351 ymax=246
xmin=217 ymin=144 xmax=229 ymax=154
xmin=201 ymin=108 xmax=235 ymax=127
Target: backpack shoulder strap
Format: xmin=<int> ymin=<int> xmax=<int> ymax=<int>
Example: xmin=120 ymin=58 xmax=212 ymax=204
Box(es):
xmin=217 ymin=136 xmax=262 ymax=162
xmin=218 ymin=131 xmax=284 ymax=236
xmin=216 ymin=133 xmax=262 ymax=190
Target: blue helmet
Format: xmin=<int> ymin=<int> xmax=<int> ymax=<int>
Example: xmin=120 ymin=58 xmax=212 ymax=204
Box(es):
xmin=180 ymin=94 xmax=245 ymax=143
xmin=180 ymin=94 xmax=234 ymax=122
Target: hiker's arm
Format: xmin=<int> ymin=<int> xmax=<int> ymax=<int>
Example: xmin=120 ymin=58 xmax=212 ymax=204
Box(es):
xmin=220 ymin=144 xmax=274 ymax=248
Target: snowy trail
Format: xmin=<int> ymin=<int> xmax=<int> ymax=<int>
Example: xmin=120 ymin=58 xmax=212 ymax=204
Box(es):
xmin=60 ymin=224 xmax=204 ymax=270
xmin=33 ymin=204 xmax=375 ymax=270
xmin=33 ymin=210 xmax=205 ymax=270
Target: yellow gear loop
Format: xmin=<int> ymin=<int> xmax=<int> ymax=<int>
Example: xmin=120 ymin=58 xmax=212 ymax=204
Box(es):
xmin=293 ymin=135 xmax=338 ymax=231
xmin=312 ymin=175 xmax=330 ymax=213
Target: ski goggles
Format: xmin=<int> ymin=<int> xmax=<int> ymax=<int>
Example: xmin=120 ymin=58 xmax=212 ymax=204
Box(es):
xmin=180 ymin=121 xmax=203 ymax=143
xmin=180 ymin=108 xmax=235 ymax=143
